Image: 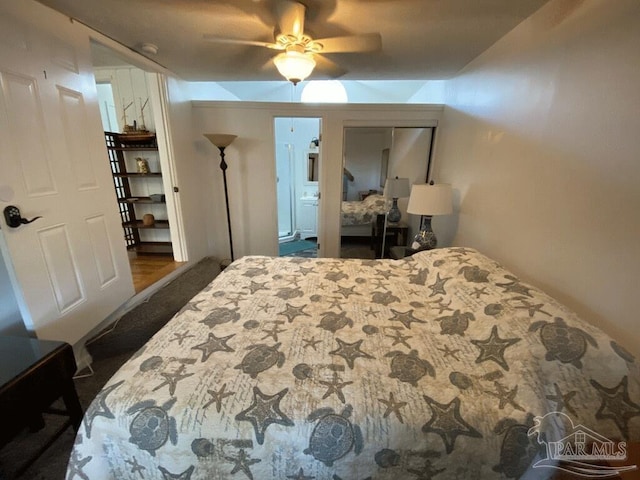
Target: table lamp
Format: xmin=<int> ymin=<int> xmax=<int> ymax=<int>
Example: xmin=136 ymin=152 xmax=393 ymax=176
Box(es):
xmin=384 ymin=177 xmax=410 ymax=223
xmin=407 ymin=183 xmax=453 ymax=250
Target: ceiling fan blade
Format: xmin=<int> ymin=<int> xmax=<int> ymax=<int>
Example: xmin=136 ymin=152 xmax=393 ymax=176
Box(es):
xmin=313 ymin=54 xmax=347 ymax=79
xmin=275 ymin=0 xmax=306 ymax=39
xmin=203 ymin=34 xmax=283 ymax=50
xmin=312 ymin=33 xmax=382 ymax=53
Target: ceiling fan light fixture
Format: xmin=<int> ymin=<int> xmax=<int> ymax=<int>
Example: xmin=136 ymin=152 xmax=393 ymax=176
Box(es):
xmin=273 ymin=51 xmax=315 ymax=85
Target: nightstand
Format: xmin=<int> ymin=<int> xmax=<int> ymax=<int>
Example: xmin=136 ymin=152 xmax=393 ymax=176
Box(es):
xmin=390 ymin=246 xmax=424 ymax=259
xmin=371 ymin=215 xmax=408 ymax=258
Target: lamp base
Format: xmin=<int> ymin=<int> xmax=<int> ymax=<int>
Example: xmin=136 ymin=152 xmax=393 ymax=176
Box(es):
xmin=388 ymin=198 xmax=402 ymax=223
xmin=411 ymin=215 xmax=437 ymax=250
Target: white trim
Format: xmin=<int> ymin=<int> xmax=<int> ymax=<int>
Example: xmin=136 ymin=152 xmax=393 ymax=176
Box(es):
xmin=147 ymin=72 xmax=188 ymax=262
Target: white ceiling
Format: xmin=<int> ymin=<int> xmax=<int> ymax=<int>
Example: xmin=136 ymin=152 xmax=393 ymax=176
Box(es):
xmin=36 ymin=0 xmax=550 ymax=82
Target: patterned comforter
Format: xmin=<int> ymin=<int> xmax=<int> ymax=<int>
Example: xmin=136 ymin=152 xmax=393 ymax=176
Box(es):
xmin=68 ymin=248 xmax=640 ymax=479
xmin=341 ymin=194 xmax=391 ymax=226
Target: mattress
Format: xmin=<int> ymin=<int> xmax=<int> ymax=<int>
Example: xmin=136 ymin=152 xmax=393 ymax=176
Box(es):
xmin=341 ymin=194 xmax=390 ymax=226
xmin=67 ymin=247 xmax=640 ymax=479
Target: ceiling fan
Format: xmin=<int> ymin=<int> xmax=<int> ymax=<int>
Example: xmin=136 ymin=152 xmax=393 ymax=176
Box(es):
xmin=204 ymin=0 xmax=382 ymax=84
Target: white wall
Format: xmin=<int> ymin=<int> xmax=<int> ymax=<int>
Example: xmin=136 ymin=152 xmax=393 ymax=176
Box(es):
xmin=432 ymin=0 xmax=640 ymax=354
xmin=0 ymin=250 xmax=26 ymax=336
xmin=191 ymin=102 xmax=442 ymax=259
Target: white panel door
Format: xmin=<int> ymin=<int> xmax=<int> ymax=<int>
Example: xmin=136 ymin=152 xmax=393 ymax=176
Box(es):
xmin=0 ymin=8 xmax=134 ymax=345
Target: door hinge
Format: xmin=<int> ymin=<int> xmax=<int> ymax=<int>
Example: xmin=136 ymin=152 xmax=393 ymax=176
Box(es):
xmin=173 ymin=186 xmax=179 ymax=193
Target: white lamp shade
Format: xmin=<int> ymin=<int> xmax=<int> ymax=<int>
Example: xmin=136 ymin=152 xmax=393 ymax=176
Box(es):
xmin=384 ymin=177 xmax=410 ymax=198
xmin=273 ymin=51 xmax=316 ymax=84
xmin=204 ymin=134 xmax=237 ymax=148
xmin=407 ymin=183 xmax=453 ymax=215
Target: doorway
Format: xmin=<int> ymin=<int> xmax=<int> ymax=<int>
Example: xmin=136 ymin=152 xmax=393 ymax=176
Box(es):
xmin=91 ymin=41 xmax=185 ymax=292
xmin=274 ymin=117 xmax=321 ymax=258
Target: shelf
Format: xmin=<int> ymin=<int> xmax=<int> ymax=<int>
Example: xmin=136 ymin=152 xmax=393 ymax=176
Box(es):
xmin=118 ymin=197 xmax=166 ymax=204
xmin=113 ymin=173 xmax=162 ymax=178
xmin=127 ymin=242 xmax=173 ymax=255
xmin=123 ymin=220 xmax=170 ymax=229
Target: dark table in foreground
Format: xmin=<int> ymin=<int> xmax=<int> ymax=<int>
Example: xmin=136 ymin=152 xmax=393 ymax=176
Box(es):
xmin=0 ymin=336 xmax=82 ymax=472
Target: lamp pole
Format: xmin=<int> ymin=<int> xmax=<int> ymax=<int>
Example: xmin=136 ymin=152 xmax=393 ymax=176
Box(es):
xmin=217 ymin=145 xmax=234 ymax=261
xmin=204 ymin=134 xmax=237 ymax=263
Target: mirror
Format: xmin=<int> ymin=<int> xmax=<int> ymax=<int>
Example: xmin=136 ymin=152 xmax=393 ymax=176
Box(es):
xmin=340 ymin=127 xmax=433 ymax=259
xmin=307 ymin=151 xmax=319 ymax=182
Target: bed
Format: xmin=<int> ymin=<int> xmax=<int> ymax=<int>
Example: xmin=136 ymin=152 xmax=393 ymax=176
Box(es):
xmin=68 ymin=247 xmax=639 ymax=479
xmin=341 ymin=194 xmax=390 ymax=237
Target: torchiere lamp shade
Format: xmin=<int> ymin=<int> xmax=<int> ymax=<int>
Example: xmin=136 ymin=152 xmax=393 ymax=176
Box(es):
xmin=204 ymin=134 xmax=237 ymax=148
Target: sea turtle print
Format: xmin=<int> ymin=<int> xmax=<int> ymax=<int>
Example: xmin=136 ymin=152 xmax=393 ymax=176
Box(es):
xmin=385 ymin=350 xmax=435 ymax=386
xmin=435 ymin=309 xmax=475 ymax=336
xmin=492 ymin=414 xmax=538 ymax=479
xmin=304 ymin=405 xmax=363 ymax=466
xmin=529 ymin=317 xmax=597 ymax=368
xmin=318 ymin=311 xmax=354 ymax=333
xmin=235 ymin=343 xmax=285 ymax=378
xmin=127 ymin=397 xmax=178 ymax=456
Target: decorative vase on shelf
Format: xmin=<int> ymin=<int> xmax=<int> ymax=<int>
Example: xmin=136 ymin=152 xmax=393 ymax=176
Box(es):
xmin=136 ymin=157 xmax=150 ymax=174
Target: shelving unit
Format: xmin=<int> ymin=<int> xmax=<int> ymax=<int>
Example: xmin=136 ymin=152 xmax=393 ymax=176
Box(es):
xmin=105 ymin=131 xmax=172 ymax=255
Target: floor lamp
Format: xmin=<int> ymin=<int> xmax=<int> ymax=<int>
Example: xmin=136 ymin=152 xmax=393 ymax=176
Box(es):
xmin=204 ymin=134 xmax=237 ymax=262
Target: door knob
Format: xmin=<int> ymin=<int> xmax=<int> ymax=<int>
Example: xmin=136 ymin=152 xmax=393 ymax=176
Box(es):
xmin=3 ymin=205 xmax=42 ymax=228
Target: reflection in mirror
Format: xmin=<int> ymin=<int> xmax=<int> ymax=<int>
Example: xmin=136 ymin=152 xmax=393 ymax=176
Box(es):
xmin=340 ymin=127 xmax=433 ymax=259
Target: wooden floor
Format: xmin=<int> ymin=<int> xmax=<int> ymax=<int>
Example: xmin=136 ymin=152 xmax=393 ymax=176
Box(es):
xmin=128 ymin=253 xmax=185 ymax=293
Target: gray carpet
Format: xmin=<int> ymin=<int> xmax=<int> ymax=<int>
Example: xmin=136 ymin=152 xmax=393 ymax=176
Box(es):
xmin=0 ymin=256 xmax=221 ymax=480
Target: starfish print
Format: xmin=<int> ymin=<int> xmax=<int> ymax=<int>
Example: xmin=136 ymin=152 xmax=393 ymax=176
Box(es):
xmin=386 ymin=327 xmax=413 ymax=349
xmin=158 ymin=465 xmax=195 ymax=480
xmin=472 ymin=287 xmax=489 ymax=299
xmin=407 ymin=450 xmax=446 ymax=479
xmin=67 ymin=450 xmax=92 ymax=480
xmin=279 ymin=303 xmax=311 ymax=323
xmin=378 ymin=392 xmax=408 ymax=423
xmin=171 ymin=331 xmax=195 ymax=346
xmin=235 ymin=386 xmax=294 ymax=444
xmin=451 ymin=256 xmax=471 ymax=266
xmin=363 ymin=306 xmax=379 ymax=317
xmin=428 ymin=298 xmax=453 ymax=314
xmin=246 ymin=280 xmax=269 ymax=294
xmin=225 ymin=294 xmax=244 ymax=307
xmin=126 ymin=456 xmax=146 ymax=478
xmin=261 ymin=321 xmax=286 ymax=341
xmin=389 ymin=308 xmax=426 ymax=329
xmin=224 ymin=448 xmax=261 ymax=480
xmin=421 ymin=395 xmax=482 ymax=453
xmin=258 ymin=302 xmax=274 ymax=313
xmin=326 ymin=297 xmax=344 ymax=310
xmin=319 ymin=371 xmax=353 ymax=403
xmin=484 ymin=382 xmax=524 ymax=411
xmin=177 ymin=301 xmax=202 ymax=315
xmin=153 ymin=364 xmax=195 ymax=396
xmin=372 ymin=278 xmax=388 ymax=289
xmin=496 ymin=275 xmax=533 ymax=297
xmin=375 ymin=269 xmax=396 ymax=279
xmin=335 ymin=285 xmax=358 ymax=298
xmin=471 ymin=325 xmax=520 ymax=371
xmin=428 ymin=273 xmax=451 ymax=297
xmin=192 ymin=332 xmax=236 ymax=362
xmin=545 ymin=383 xmax=577 ymax=416
xmin=287 ymin=467 xmax=315 ymax=480
xmin=590 ymin=376 xmax=640 ymax=439
xmin=437 ymin=344 xmax=461 ymax=361
xmin=298 ymin=266 xmax=314 ymax=275
xmin=204 ymin=383 xmax=236 ymax=413
xmin=84 ymin=380 xmax=124 ymax=438
xmin=330 ymin=338 xmax=374 ymax=369
xmin=302 ymin=336 xmax=322 ymax=350
xmin=514 ymin=299 xmax=551 ymax=317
